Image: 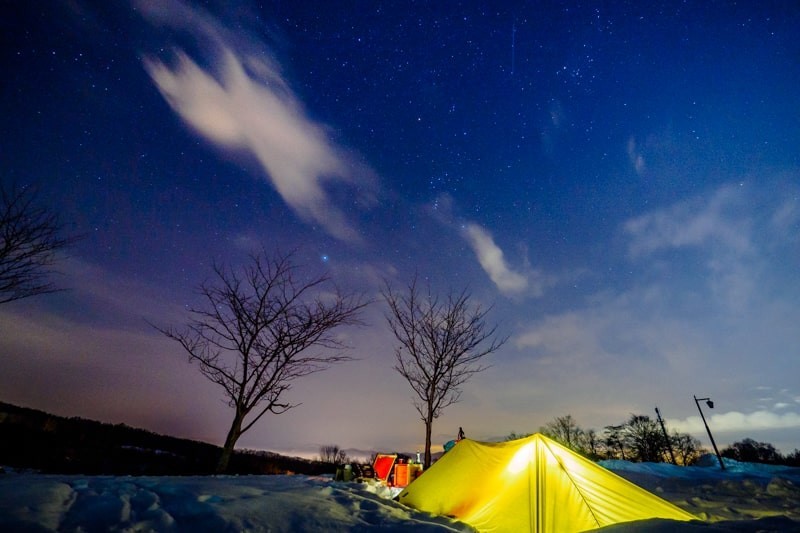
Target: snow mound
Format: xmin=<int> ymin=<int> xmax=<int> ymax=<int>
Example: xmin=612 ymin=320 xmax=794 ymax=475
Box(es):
xmin=0 ymin=474 xmax=472 ymax=532
xmin=2 ymin=459 xmax=800 ymax=532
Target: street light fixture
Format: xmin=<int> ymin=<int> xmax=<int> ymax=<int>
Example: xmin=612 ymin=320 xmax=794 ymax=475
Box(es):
xmin=694 ymin=395 xmax=725 ymax=470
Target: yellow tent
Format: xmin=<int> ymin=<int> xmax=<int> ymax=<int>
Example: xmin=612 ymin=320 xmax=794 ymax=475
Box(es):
xmin=398 ymin=433 xmax=695 ymax=532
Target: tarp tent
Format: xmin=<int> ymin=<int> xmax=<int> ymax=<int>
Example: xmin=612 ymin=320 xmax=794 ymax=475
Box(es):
xmin=398 ymin=433 xmax=695 ymax=532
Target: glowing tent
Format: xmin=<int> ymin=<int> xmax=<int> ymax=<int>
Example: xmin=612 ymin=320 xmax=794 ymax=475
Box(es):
xmin=398 ymin=433 xmax=695 ymax=532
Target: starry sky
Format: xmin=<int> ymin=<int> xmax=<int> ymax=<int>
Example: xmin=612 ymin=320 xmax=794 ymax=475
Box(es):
xmin=2 ymin=0 xmax=799 ymax=458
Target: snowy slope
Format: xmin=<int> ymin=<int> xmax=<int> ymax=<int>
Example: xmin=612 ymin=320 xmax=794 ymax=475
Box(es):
xmin=1 ymin=457 xmax=799 ymax=532
xmin=0 ymin=473 xmax=471 ymax=532
xmin=600 ymin=456 xmax=800 ymax=532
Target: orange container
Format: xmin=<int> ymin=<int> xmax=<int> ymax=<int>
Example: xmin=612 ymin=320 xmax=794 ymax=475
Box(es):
xmin=393 ymin=463 xmax=422 ymax=487
xmin=394 ymin=463 xmax=410 ymax=487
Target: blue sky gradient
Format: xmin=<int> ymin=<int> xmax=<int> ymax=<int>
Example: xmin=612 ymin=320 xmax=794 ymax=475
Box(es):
xmin=2 ymin=0 xmax=798 ymax=456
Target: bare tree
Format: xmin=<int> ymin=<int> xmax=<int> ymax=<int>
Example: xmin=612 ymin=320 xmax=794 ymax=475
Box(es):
xmin=158 ymin=251 xmax=367 ymax=473
xmin=319 ymin=444 xmax=348 ymax=465
xmin=622 ymin=414 xmax=665 ymax=462
xmin=504 ymin=431 xmax=533 ymax=441
xmin=382 ymin=276 xmax=507 ymax=468
xmin=602 ymin=425 xmax=627 ymax=460
xmin=671 ymin=431 xmax=701 ymax=466
xmin=583 ymin=428 xmax=600 ymax=459
xmin=0 ymin=183 xmax=72 ymax=304
xmin=541 ymin=414 xmax=585 ymax=451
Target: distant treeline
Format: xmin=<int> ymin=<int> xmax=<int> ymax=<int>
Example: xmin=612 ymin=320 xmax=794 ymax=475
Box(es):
xmin=513 ymin=414 xmax=800 ymax=467
xmin=0 ymin=402 xmax=332 ymax=476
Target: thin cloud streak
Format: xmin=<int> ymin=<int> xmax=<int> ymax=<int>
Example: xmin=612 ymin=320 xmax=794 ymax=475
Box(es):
xmin=624 ymin=184 xmax=752 ymax=258
xmin=140 ymin=2 xmax=374 ymax=242
xmin=623 ymin=183 xmax=764 ymax=311
xmin=463 ymin=223 xmax=529 ymax=295
xmin=429 ymin=195 xmax=550 ymax=297
xmin=668 ymin=410 xmax=800 ymax=434
xmin=626 ymin=136 xmax=646 ymax=176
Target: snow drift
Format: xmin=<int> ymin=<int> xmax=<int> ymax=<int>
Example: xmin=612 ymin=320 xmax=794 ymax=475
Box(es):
xmin=1 ymin=456 xmax=799 ymax=532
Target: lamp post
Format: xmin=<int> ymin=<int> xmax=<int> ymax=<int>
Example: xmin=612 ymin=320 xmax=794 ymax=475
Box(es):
xmin=694 ymin=395 xmax=725 ymax=470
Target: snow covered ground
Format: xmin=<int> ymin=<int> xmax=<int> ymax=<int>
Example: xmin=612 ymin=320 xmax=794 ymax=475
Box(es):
xmin=1 ymin=457 xmax=799 ymax=532
xmin=599 ymin=456 xmax=800 ymax=531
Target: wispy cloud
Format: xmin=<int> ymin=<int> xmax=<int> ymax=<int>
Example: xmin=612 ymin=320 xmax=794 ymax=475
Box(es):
xmin=425 ymin=194 xmax=550 ymax=297
xmin=138 ymin=0 xmax=374 ymax=242
xmin=771 ymin=195 xmax=800 ymax=237
xmin=514 ymin=183 xmax=798 ymax=369
xmin=624 ymin=186 xmax=751 ymax=257
xmin=624 ymin=183 xmax=758 ymax=311
xmin=624 ymin=184 xmax=752 ymax=257
xmin=512 ymin=287 xmax=699 ymax=377
xmin=626 ymin=136 xmax=645 ymax=175
xmin=515 ymin=310 xmax=609 ymax=360
xmin=668 ymin=410 xmax=800 ymax=434
xmin=503 ymin=181 xmax=800 ymax=444
xmin=462 ymin=223 xmax=530 ymax=295
xmin=540 ymin=99 xmax=566 ymax=155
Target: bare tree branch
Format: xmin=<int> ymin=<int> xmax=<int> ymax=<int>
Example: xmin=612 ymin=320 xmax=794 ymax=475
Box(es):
xmin=0 ymin=182 xmax=74 ymax=304
xmin=156 ymin=250 xmax=368 ymax=473
xmin=382 ymin=275 xmax=507 ymax=468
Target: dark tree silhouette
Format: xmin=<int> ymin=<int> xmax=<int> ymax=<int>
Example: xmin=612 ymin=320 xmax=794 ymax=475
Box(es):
xmin=603 ymin=425 xmax=627 ymax=460
xmin=786 ymin=449 xmax=800 ymax=467
xmin=583 ymin=428 xmax=600 ymax=459
xmin=722 ymin=438 xmax=782 ymax=464
xmin=622 ymin=414 xmax=665 ymax=462
xmin=539 ymin=415 xmax=599 ymax=458
xmin=541 ymin=414 xmax=585 ymax=451
xmin=671 ymin=431 xmax=702 ymax=466
xmin=158 ymin=251 xmax=367 ymax=473
xmin=0 ymin=183 xmax=72 ymax=304
xmin=382 ymin=276 xmax=506 ymax=468
xmin=319 ymin=444 xmax=348 ymax=464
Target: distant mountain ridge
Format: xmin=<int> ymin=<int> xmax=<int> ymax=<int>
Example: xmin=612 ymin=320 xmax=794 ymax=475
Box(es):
xmin=0 ymin=401 xmax=331 ymax=476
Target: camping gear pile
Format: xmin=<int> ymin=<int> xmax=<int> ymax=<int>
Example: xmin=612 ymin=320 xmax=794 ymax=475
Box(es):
xmin=371 ymin=453 xmax=422 ymax=488
xmin=335 ymin=452 xmax=422 ymax=488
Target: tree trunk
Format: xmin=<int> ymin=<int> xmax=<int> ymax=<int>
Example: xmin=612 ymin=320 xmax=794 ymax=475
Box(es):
xmin=216 ymin=415 xmax=243 ymax=474
xmin=423 ymin=414 xmax=433 ymax=469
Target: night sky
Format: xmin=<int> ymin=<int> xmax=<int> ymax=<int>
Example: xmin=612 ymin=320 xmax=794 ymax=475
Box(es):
xmin=2 ymin=0 xmax=799 ymax=457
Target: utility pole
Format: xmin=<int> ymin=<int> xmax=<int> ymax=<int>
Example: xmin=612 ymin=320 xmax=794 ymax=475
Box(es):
xmin=655 ymin=406 xmax=677 ymax=465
